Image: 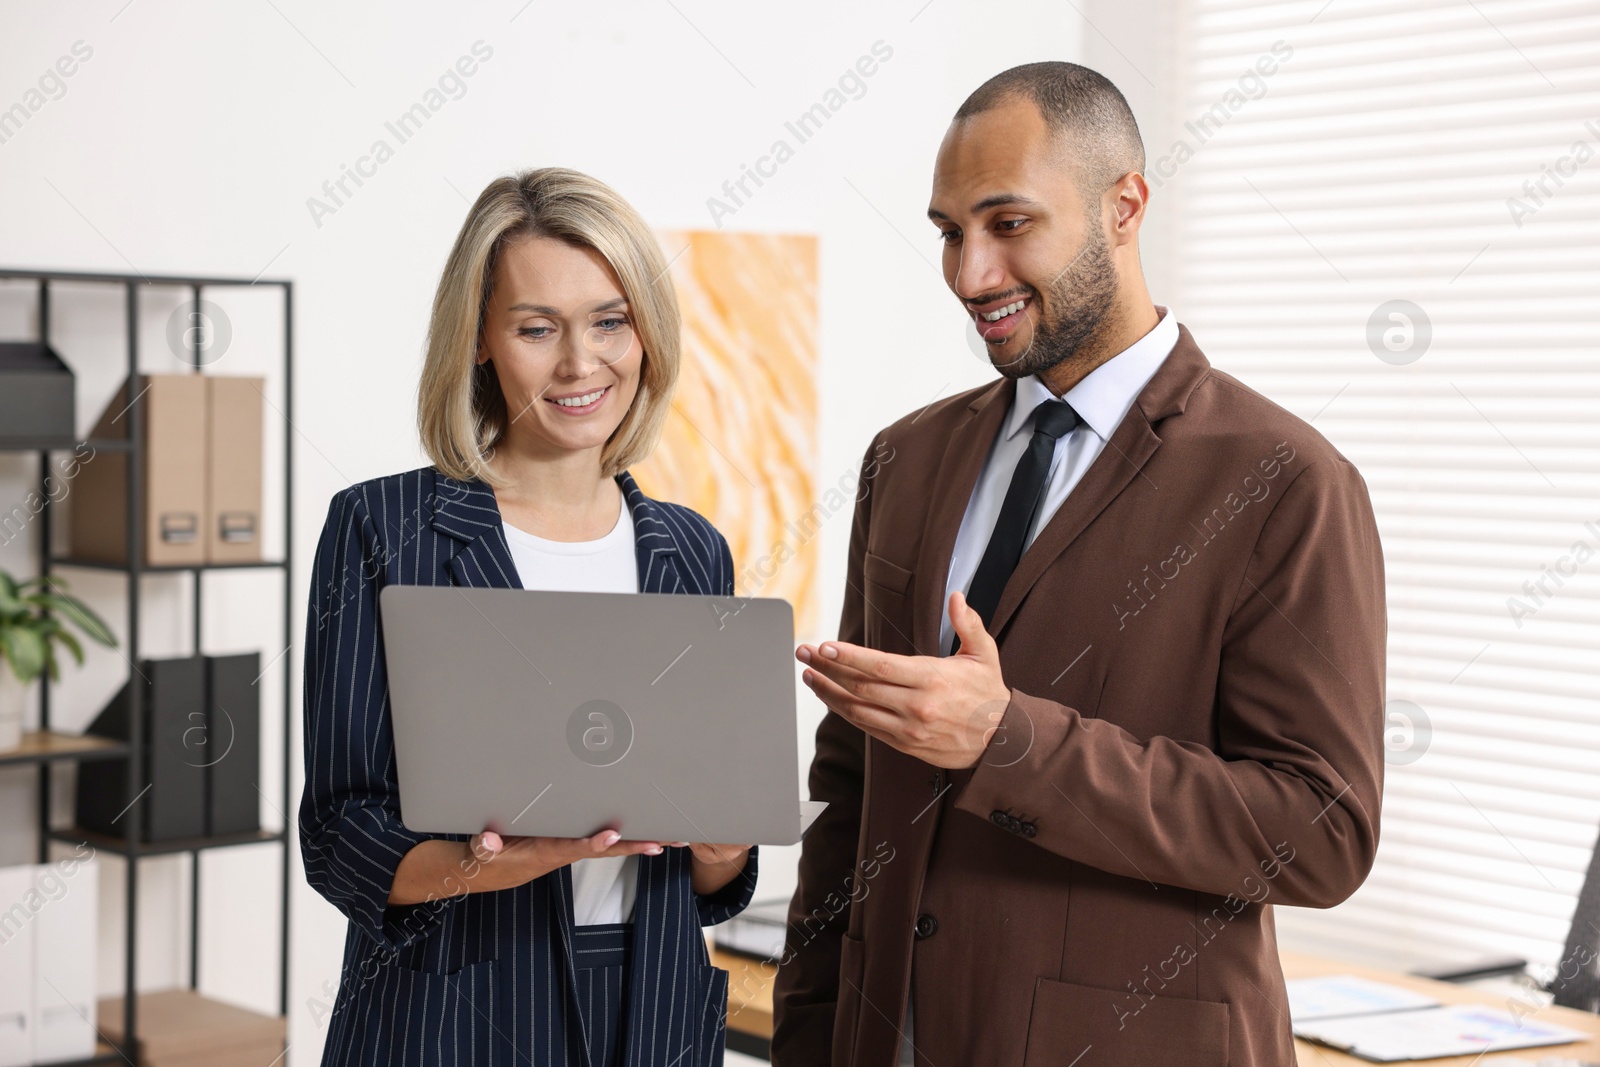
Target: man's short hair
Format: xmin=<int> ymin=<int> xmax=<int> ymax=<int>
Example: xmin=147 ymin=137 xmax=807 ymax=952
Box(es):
xmin=954 ymin=62 xmax=1145 ymax=194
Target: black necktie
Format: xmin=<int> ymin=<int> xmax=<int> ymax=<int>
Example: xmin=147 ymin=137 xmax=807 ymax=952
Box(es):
xmin=952 ymin=398 xmax=1079 ymax=655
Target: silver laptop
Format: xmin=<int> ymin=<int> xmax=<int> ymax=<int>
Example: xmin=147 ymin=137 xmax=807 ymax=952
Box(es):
xmin=378 ymin=585 xmax=824 ymax=846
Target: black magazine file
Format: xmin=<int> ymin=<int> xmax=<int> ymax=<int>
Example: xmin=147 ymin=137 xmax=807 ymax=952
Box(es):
xmin=0 ymin=340 xmax=75 ymax=448
xmin=75 ymin=652 xmax=261 ymax=840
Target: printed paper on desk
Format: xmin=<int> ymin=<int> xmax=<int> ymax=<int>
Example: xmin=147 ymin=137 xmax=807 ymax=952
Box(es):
xmin=1294 ymin=1004 xmax=1588 ymax=1062
xmin=1287 ymin=975 xmax=1439 ymax=1022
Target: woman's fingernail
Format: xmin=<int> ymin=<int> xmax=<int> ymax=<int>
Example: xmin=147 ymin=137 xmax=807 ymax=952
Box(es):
xmin=645 ymin=845 xmax=663 ymax=855
xmin=603 ymin=831 xmax=620 ymax=847
xmin=821 ymin=644 xmax=838 ymax=659
xmin=797 ymin=647 xmax=811 ymax=663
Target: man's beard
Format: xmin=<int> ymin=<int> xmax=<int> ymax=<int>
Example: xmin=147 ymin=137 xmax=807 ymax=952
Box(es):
xmin=989 ymin=218 xmax=1117 ymax=380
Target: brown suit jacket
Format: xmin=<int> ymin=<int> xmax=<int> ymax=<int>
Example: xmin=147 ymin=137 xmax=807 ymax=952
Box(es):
xmin=771 ymin=326 xmax=1386 ymax=1067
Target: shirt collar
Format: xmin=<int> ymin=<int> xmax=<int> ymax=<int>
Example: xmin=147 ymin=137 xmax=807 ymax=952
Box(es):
xmin=1003 ymin=304 xmax=1180 ymax=442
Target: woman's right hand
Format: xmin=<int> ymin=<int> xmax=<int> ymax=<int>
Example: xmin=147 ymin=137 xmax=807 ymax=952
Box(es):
xmin=464 ymin=828 xmax=666 ymax=889
xmin=390 ymin=829 xmax=674 ymax=904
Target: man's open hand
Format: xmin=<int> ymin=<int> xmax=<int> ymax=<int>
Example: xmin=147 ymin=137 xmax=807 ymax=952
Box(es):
xmin=797 ymin=591 xmax=1011 ymax=769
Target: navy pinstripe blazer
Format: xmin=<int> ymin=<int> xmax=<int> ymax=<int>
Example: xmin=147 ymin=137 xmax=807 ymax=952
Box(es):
xmin=300 ymin=465 xmax=759 ymax=1067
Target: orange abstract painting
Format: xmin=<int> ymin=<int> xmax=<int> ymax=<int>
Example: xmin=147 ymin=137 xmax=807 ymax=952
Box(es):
xmin=631 ymin=231 xmax=819 ymax=634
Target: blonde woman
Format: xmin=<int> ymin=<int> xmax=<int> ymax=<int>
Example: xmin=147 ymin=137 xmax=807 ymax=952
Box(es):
xmin=300 ymin=167 xmax=757 ymax=1067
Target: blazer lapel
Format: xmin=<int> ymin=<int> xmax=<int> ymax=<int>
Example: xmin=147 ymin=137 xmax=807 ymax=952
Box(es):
xmin=430 ymin=467 xmax=694 ymax=595
xmin=616 ymin=469 xmax=693 ymax=595
xmin=986 ymin=326 xmax=1213 ymax=640
xmin=429 ymin=472 xmax=521 ymax=590
xmin=910 ymin=377 xmax=1016 ymax=657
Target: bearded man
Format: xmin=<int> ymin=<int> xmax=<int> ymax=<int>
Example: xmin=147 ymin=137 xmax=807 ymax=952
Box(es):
xmin=771 ymin=61 xmax=1387 ymax=1067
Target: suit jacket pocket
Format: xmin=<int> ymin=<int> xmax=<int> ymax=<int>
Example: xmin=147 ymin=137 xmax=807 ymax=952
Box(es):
xmin=864 ymin=551 xmax=913 ymax=594
xmin=386 ymin=921 xmax=496 ymax=976
xmin=354 ymin=958 xmax=499 ymax=1066
xmin=832 ymin=932 xmax=866 ymax=1067
xmin=1022 ymin=976 xmax=1229 ymax=1067
xmin=862 ymin=553 xmax=914 ymax=653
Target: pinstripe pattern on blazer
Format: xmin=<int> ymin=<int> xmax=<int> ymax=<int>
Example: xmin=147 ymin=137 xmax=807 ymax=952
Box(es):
xmin=300 ymin=465 xmax=759 ymax=1067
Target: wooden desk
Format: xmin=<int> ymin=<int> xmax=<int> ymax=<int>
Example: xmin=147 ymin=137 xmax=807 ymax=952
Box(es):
xmin=708 ymin=941 xmax=1600 ymax=1064
xmin=711 ymin=944 xmax=778 ymax=1059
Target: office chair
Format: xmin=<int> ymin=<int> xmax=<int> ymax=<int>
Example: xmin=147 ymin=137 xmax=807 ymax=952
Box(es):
xmin=1412 ymin=821 xmax=1600 ymax=1012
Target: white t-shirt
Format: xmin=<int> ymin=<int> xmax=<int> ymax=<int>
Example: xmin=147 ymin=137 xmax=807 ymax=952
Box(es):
xmin=502 ymin=494 xmax=640 ymax=926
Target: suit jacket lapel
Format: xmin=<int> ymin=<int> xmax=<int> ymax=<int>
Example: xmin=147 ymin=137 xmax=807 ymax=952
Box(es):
xmin=617 ymin=468 xmax=691 ymax=594
xmin=986 ymin=327 xmax=1212 ymax=641
xmin=910 ymin=377 xmax=1016 ymax=657
xmin=430 ymin=467 xmax=692 ymax=595
xmin=429 ymin=472 xmax=521 ymax=590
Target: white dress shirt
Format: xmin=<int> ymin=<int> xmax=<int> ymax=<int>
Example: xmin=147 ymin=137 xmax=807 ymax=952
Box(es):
xmin=936 ymin=305 xmax=1180 ymax=656
xmin=502 ymin=496 xmax=640 ymax=926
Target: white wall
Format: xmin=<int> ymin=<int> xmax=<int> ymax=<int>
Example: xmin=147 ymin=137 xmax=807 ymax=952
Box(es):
xmin=0 ymin=3 xmax=1087 ymax=1062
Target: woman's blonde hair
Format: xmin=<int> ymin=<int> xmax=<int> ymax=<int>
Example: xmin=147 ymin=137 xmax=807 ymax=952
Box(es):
xmin=418 ymin=167 xmax=682 ymax=486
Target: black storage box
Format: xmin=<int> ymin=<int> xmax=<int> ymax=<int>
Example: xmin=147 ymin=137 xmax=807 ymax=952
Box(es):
xmin=76 ymin=652 xmax=261 ymax=841
xmin=0 ymin=340 xmax=76 ymax=448
xmin=76 ymin=655 xmax=207 ymax=842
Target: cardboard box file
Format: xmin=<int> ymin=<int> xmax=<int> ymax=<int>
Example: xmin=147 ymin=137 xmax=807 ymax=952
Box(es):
xmin=69 ymin=374 xmax=208 ymax=566
xmin=0 ymin=859 xmax=99 ymax=1067
xmin=67 ymin=373 xmax=264 ymax=566
xmin=205 ymin=376 xmax=264 ymax=563
xmin=32 ymin=857 xmax=98 ymax=1063
xmin=0 ymin=865 xmax=35 ymax=1067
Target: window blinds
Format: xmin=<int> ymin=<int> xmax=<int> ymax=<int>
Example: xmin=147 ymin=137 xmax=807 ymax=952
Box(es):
xmin=1171 ymin=0 xmax=1600 ymax=975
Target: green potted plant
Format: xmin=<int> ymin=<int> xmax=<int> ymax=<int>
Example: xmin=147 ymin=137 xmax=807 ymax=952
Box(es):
xmin=0 ymin=569 xmax=118 ymax=750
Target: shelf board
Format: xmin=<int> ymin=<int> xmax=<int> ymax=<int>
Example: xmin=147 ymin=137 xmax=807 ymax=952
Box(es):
xmin=0 ymin=729 xmax=129 ymax=768
xmin=42 ymin=1042 xmax=125 ymax=1066
xmin=49 ymin=556 xmax=287 ymax=573
xmin=0 ymin=436 xmax=133 ymax=454
xmin=49 ymin=825 xmax=285 ymax=856
xmin=1 ymin=265 xmax=291 ymax=287
xmin=98 ymin=988 xmax=286 ymax=1064
xmin=0 ymin=435 xmax=77 ymax=451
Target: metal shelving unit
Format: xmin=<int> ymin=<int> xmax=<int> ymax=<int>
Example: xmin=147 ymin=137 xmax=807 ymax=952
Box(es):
xmin=0 ymin=266 xmax=293 ymax=1066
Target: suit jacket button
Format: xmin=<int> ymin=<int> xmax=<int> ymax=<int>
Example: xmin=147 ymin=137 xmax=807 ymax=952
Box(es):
xmin=915 ymin=913 xmax=938 ymax=939
xmin=1021 ymin=822 xmax=1037 ymax=838
xmin=991 ymin=810 xmax=1009 ymax=828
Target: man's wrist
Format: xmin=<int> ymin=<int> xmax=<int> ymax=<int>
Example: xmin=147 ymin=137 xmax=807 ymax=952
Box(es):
xmin=964 ymin=687 xmax=1018 ymax=767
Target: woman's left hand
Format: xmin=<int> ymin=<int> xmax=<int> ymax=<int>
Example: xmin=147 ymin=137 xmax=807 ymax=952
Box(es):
xmin=678 ymin=841 xmax=753 ymax=895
